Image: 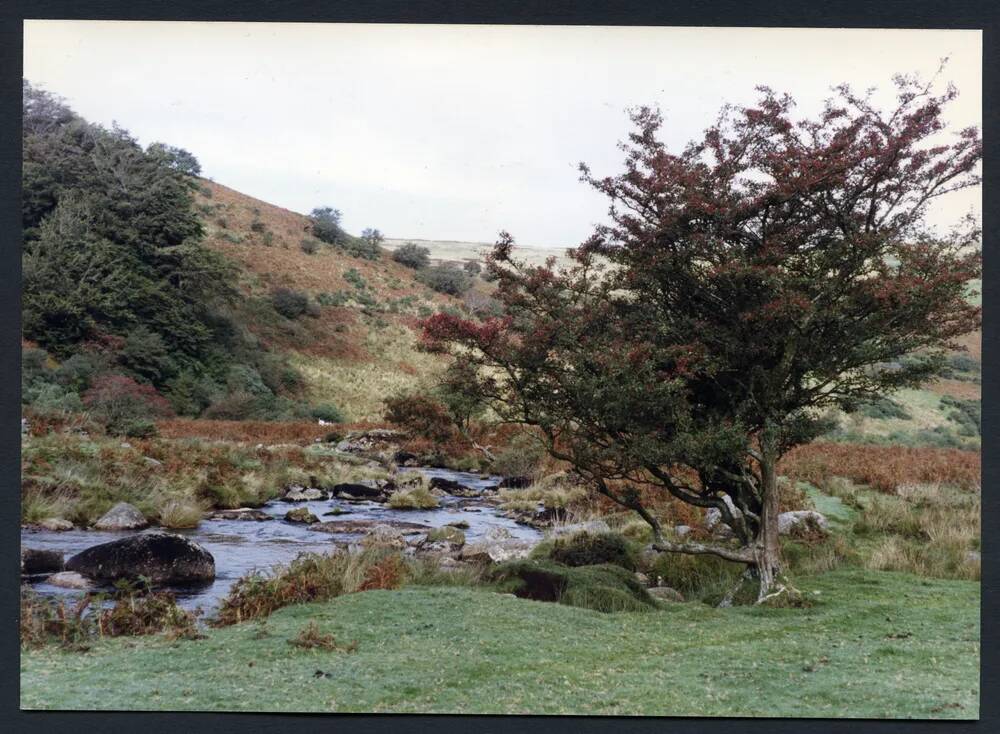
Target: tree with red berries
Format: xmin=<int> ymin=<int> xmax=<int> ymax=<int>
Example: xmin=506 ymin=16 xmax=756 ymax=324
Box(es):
xmin=423 ymin=74 xmax=981 ymax=602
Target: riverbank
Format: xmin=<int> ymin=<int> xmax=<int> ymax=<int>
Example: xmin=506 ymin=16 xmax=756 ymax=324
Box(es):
xmin=20 ymin=568 xmax=979 ymax=717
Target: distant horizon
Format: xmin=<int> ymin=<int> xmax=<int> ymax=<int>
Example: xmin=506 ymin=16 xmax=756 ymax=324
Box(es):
xmin=25 ymin=22 xmax=981 ymax=247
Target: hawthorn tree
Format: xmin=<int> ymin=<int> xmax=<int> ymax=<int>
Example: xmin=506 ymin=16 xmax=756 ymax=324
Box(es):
xmin=422 ymin=74 xmax=981 ymax=602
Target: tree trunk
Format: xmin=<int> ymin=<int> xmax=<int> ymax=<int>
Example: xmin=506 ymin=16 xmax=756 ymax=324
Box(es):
xmin=754 ymin=429 xmax=782 ymax=602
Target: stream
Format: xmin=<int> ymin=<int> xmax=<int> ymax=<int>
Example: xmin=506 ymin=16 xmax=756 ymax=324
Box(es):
xmin=20 ymin=467 xmax=542 ymax=612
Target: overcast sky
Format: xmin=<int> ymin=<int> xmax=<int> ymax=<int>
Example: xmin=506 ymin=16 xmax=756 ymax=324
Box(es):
xmin=24 ymin=22 xmax=982 ymax=247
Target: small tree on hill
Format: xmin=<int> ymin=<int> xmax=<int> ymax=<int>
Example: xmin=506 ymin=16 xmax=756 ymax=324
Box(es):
xmin=309 ymin=206 xmax=347 ymax=245
xmin=422 ymin=74 xmax=981 ymax=602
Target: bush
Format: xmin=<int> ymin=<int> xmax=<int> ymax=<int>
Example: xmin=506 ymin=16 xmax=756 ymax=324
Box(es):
xmin=941 ymin=396 xmax=981 ymax=437
xmin=488 ymin=560 xmax=657 ymax=613
xmin=310 ymin=403 xmax=345 ymax=423
xmin=82 ymin=373 xmax=173 ymax=436
xmin=418 ymin=264 xmax=473 ymax=296
xmin=271 ymin=287 xmax=310 ymax=319
xmin=310 ymin=206 xmax=347 ymax=244
xmin=548 ymin=532 xmax=638 ymax=570
xmin=463 ymin=260 xmax=482 ymax=276
xmin=491 ymin=433 xmax=546 ymax=480
xmin=118 ymin=326 xmax=177 ymax=385
xmin=392 ymin=242 xmax=431 ymax=270
xmin=340 ymin=236 xmax=382 ymax=261
xmin=383 ymin=393 xmax=455 ymax=442
xmin=642 ymin=552 xmax=744 ymax=605
xmin=344 ymin=268 xmax=367 ymax=290
xmin=857 ymin=397 xmax=911 ymax=421
xmin=300 ymin=238 xmax=319 ymax=255
xmin=250 ymin=221 xmax=266 ymax=233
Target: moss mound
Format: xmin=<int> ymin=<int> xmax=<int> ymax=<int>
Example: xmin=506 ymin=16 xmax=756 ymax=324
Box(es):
xmin=548 ymin=532 xmax=638 ymax=570
xmin=488 ymin=560 xmax=656 ymax=613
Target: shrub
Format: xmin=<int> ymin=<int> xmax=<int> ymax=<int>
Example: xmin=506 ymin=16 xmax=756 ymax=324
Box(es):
xmin=489 ymin=560 xmax=657 ymax=613
xmin=165 ymin=370 xmax=223 ymax=416
xmin=941 ymin=396 xmax=981 ymax=437
xmin=383 ymin=393 xmax=454 ymax=443
xmin=310 ymin=403 xmax=345 ymax=423
xmin=642 ymin=552 xmax=744 ymax=605
xmin=392 ymin=242 xmax=431 ymax=269
xmin=418 ymin=264 xmax=473 ymax=296
xmin=300 ymin=238 xmax=319 ymax=255
xmin=82 ymin=373 xmax=173 ymax=436
xmin=491 ymin=433 xmax=546 ymax=480
xmin=310 ymin=206 xmax=347 ymax=245
xmin=271 ymin=287 xmax=310 ymax=319
xmin=463 ymin=260 xmax=482 ymax=276
xmin=340 ymin=236 xmax=382 ymax=260
xmin=250 ymin=221 xmax=266 ymax=233
xmin=548 ymin=532 xmax=638 ymax=570
xmin=386 ymin=486 xmax=439 ymax=510
xmin=118 ymin=326 xmax=177 ymax=385
xmin=857 ymin=397 xmax=911 ymax=421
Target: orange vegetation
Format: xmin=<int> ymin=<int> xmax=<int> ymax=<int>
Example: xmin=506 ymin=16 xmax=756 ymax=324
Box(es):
xmin=780 ymin=442 xmax=980 ymax=493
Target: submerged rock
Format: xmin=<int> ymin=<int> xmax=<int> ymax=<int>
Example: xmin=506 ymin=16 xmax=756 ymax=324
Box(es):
xmin=309 ymin=519 xmax=431 ymax=535
xmin=47 ymin=571 xmax=92 ymax=590
xmin=21 ymin=548 xmax=65 ymax=575
xmin=331 ymin=482 xmax=384 ymax=500
xmin=210 ymin=508 xmax=273 ymax=522
xmin=66 ymin=532 xmax=215 ymax=584
xmin=93 ymin=502 xmax=148 ymax=531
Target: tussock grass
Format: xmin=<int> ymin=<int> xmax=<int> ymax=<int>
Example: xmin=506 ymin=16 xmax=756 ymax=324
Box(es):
xmin=386 ymin=486 xmax=439 ymax=510
xmin=157 ymin=499 xmax=204 ymax=529
xmin=288 ymin=621 xmax=357 ymax=653
xmin=213 ymin=548 xmax=404 ymax=626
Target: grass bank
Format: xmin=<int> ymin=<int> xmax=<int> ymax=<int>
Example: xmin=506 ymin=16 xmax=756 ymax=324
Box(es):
xmin=20 ymin=568 xmax=979 ymax=717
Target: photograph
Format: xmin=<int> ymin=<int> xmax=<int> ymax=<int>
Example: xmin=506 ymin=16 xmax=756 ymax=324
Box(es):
xmin=18 ymin=20 xmax=982 ymax=718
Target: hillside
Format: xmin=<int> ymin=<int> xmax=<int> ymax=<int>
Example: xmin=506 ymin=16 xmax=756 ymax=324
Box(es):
xmin=192 ymin=181 xmax=468 ymax=421
xmin=382 ymin=237 xmax=574 ymax=268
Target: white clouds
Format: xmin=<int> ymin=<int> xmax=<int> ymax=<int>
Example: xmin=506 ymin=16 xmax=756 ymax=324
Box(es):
xmin=24 ymin=21 xmax=981 ymax=246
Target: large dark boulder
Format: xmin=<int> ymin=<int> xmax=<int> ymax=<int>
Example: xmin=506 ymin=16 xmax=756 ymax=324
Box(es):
xmin=428 ymin=477 xmax=478 ymax=497
xmin=331 ymin=482 xmax=384 ymax=499
xmin=21 ymin=548 xmax=65 ymax=575
xmin=65 ymin=532 xmax=215 ymax=584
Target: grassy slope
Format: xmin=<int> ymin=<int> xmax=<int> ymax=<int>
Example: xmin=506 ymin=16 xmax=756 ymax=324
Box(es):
xmin=20 ymin=569 xmax=978 ymax=717
xmin=193 ymin=181 xmax=458 ymax=421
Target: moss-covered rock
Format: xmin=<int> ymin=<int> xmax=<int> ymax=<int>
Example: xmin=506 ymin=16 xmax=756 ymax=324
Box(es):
xmin=488 ymin=559 xmax=657 ymax=613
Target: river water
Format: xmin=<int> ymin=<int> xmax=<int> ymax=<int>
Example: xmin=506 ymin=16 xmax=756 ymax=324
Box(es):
xmin=20 ymin=467 xmax=541 ymax=612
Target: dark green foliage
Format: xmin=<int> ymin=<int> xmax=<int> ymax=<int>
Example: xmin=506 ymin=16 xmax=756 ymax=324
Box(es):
xmin=118 ymin=326 xmax=177 ymax=384
xmin=643 ymin=553 xmax=744 ymax=605
xmin=310 ymin=403 xmax=345 ymax=423
xmin=857 ymin=397 xmax=911 ymax=421
xmin=489 ymin=560 xmax=656 ymax=613
xmin=339 ymin=236 xmax=382 ymax=261
xmin=250 ymin=221 xmax=266 ymax=233
xmin=270 ymin=287 xmax=309 ymax=319
xmin=392 ymin=242 xmax=431 ymax=270
xmin=418 ymin=264 xmax=473 ymax=296
xmin=941 ymin=396 xmax=981 ymax=437
xmin=549 ymin=532 xmax=638 ymax=571
xmin=146 ymin=142 xmax=202 ymax=177
xmin=164 ymin=370 xmax=222 ymax=416
xmin=309 ymin=206 xmax=347 ymax=245
xmin=463 ymin=260 xmax=482 ymax=277
xmin=344 ymin=268 xmax=367 ymax=290
xmin=434 ymin=361 xmax=487 ymax=430
xmin=943 ymin=353 xmax=980 ymax=380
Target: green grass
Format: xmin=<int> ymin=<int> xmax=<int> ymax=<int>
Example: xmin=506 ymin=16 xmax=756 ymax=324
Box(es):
xmin=21 ymin=568 xmax=979 ymax=717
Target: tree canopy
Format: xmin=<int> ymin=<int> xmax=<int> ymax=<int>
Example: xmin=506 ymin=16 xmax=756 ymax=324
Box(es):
xmin=422 ymin=74 xmax=981 ymax=601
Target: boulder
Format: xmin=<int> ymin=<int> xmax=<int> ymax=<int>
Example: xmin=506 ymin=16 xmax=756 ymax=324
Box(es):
xmin=335 ymin=429 xmax=406 ymax=461
xmin=21 ymin=548 xmax=64 ymax=575
xmin=66 ymin=532 xmax=215 ymax=584
xmin=93 ymin=502 xmax=148 ymax=531
xmin=446 ymin=520 xmax=471 ymax=529
xmin=459 ymin=538 xmax=537 ymax=564
xmin=39 ymin=517 xmax=74 ymax=532
xmin=673 ymin=524 xmax=692 ymax=538
xmin=429 ymin=477 xmax=478 ymax=497
xmin=425 ymin=526 xmax=466 ymax=547
xmin=331 ymin=482 xmax=385 ymax=500
xmin=362 ymin=524 xmax=407 ymax=549
xmin=393 ymin=450 xmax=419 ymax=465
xmin=285 ymin=507 xmax=319 ymax=524
xmin=210 ymin=508 xmax=273 ymax=522
xmin=323 ymin=507 xmax=351 ymax=517
xmin=647 ymin=586 xmax=685 ymax=603
xmin=778 ymin=510 xmax=829 ymax=536
xmin=47 ymin=571 xmax=93 ymax=590
xmin=282 ymin=486 xmax=325 ymax=502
